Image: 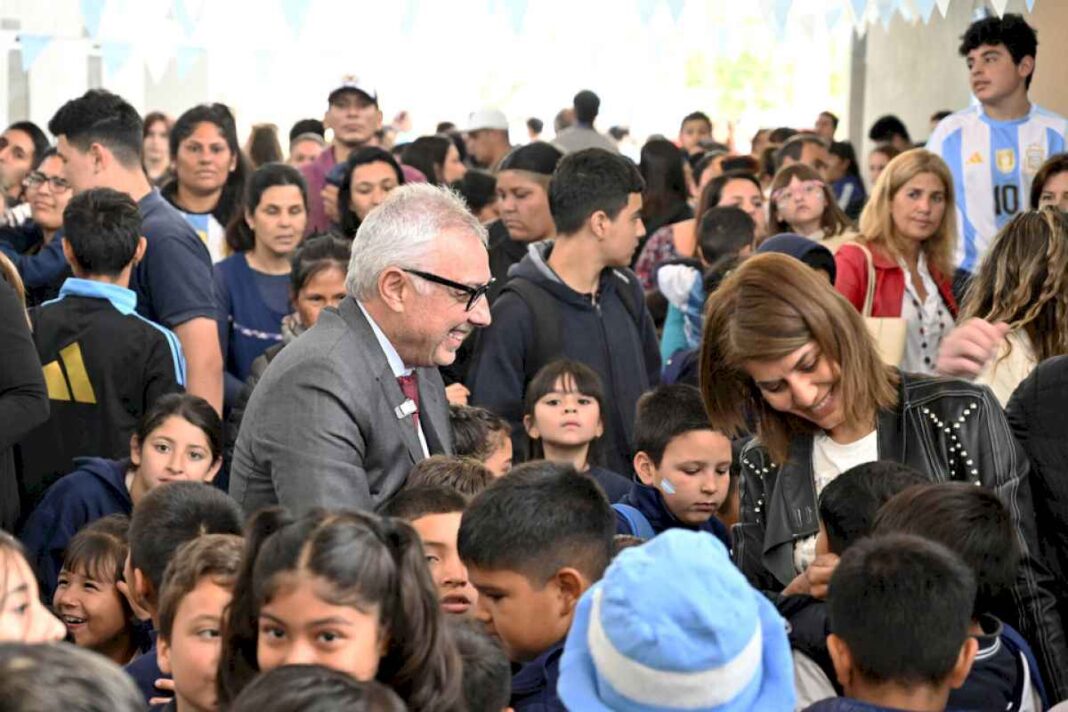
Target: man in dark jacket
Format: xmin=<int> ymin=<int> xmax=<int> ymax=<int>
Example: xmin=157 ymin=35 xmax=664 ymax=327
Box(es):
xmin=466 ymin=149 xmax=660 ymax=474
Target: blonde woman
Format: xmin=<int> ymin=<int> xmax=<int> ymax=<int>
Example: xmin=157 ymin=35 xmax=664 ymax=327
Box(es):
xmin=699 ymin=253 xmax=1065 ymax=687
xmin=767 ymin=163 xmax=853 ymax=250
xmin=950 ymin=209 xmax=1068 ymax=405
xmin=835 ymin=149 xmax=958 ymax=374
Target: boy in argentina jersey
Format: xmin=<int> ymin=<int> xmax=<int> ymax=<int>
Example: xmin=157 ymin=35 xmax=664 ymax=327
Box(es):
xmin=927 ymin=13 xmax=1066 ymax=273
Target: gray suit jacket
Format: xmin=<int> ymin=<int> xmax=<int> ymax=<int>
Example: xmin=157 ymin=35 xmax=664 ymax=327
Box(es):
xmin=229 ymin=296 xmax=452 ymax=516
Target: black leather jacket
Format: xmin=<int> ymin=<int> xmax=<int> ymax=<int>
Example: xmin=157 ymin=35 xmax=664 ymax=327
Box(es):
xmin=733 ymin=371 xmax=1068 ymax=699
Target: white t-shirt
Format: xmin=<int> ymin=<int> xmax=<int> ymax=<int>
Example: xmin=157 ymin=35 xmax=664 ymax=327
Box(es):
xmin=793 ymin=429 xmax=879 ymax=574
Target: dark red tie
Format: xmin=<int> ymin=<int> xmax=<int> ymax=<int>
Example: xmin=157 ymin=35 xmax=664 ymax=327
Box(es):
xmin=396 ymin=373 xmax=420 ymax=428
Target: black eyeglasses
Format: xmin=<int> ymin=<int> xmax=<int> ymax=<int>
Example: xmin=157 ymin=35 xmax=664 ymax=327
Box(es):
xmin=23 ymin=172 xmax=71 ymax=193
xmin=403 ymin=268 xmax=495 ymax=311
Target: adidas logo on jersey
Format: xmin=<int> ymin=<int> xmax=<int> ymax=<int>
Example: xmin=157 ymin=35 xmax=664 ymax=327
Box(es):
xmin=967 ymin=152 xmax=983 ymax=165
xmin=42 ymin=342 xmax=97 ymax=404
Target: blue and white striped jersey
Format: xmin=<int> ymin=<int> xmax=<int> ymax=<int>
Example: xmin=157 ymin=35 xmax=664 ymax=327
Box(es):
xmin=926 ymin=104 xmax=1067 ymax=272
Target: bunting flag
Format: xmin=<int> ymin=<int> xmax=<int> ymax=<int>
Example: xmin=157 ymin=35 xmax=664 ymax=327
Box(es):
xmin=1025 ymin=0 xmax=1035 ymax=10
xmin=915 ymin=0 xmax=937 ymax=23
xmin=875 ymin=0 xmax=896 ymax=28
xmin=989 ymin=0 xmax=1009 ymax=15
xmin=81 ymin=0 xmax=107 ymax=38
xmin=19 ymin=35 xmax=52 ymax=72
xmin=176 ymin=46 xmax=200 ymax=79
xmin=400 ymin=0 xmax=418 ymax=34
xmin=825 ymin=1 xmax=844 ymax=31
xmin=849 ymin=0 xmax=868 ymax=23
xmin=636 ymin=0 xmax=658 ymax=25
xmin=666 ymin=0 xmax=685 ymax=23
xmin=173 ymin=0 xmax=205 ymax=37
xmin=101 ymin=41 xmax=132 ymax=75
xmin=501 ymin=0 xmax=528 ymax=34
xmin=935 ymin=0 xmax=952 ymax=18
xmin=280 ymin=0 xmax=310 ymax=38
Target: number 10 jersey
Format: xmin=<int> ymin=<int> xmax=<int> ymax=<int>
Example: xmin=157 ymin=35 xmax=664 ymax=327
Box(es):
xmin=927 ymin=103 xmax=1067 ymax=273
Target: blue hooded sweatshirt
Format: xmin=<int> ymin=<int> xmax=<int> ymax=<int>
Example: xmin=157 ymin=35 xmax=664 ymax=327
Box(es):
xmin=614 ymin=481 xmax=730 ymax=547
xmin=19 ymin=457 xmax=132 ymax=599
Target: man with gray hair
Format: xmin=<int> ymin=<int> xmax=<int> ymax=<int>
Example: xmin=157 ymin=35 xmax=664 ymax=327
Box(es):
xmin=229 ymin=183 xmax=493 ymax=515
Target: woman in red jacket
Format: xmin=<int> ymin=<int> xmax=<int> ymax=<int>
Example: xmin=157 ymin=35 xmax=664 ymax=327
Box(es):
xmin=835 ymin=149 xmax=958 ymax=374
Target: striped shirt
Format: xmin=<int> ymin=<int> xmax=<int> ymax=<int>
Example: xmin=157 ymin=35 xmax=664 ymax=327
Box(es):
xmin=926 ymin=104 xmax=1067 ymax=272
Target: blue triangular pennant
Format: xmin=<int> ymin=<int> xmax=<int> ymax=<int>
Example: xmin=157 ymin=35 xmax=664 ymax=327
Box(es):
xmin=19 ymin=35 xmax=52 ymax=72
xmin=849 ymin=0 xmax=867 ymax=23
xmin=502 ymin=0 xmax=528 ymax=34
xmin=101 ymin=42 xmax=132 ymax=75
xmin=666 ymin=0 xmax=684 ymax=23
xmin=176 ymin=46 xmax=200 ymax=79
xmin=280 ymin=0 xmax=309 ymax=38
xmin=637 ymin=0 xmax=658 ymax=25
xmin=915 ymin=0 xmax=936 ymax=23
xmin=81 ymin=0 xmax=107 ymax=38
xmin=174 ymin=0 xmax=197 ymax=36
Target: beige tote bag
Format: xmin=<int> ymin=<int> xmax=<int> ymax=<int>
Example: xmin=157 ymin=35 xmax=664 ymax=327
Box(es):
xmin=852 ymin=242 xmax=907 ymax=366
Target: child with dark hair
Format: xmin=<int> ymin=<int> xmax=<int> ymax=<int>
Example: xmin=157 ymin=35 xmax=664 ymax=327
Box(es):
xmin=781 ymin=461 xmax=927 ymax=708
xmin=21 ymin=393 xmax=223 ymax=598
xmin=467 ymin=148 xmax=660 ymax=477
xmin=53 ymin=515 xmax=151 ymax=666
xmin=18 ymin=187 xmax=185 ymax=510
xmin=521 ymin=360 xmax=631 ymax=502
xmin=450 ymin=618 xmax=512 ymax=712
xmin=380 ymin=485 xmax=479 ymax=617
xmin=458 ymin=461 xmax=616 ymax=711
xmin=806 ymin=534 xmax=978 ymax=712
xmin=615 ymin=384 xmax=732 ymax=546
xmin=404 ymin=454 xmax=495 ymax=499
xmin=448 ymin=404 xmax=513 ymax=476
xmin=229 ymin=665 xmax=406 ymax=712
xmin=122 ymin=482 xmax=243 ymax=705
xmin=216 ymin=507 xmax=463 ymax=711
xmin=827 ymin=141 xmax=866 ymax=220
xmin=928 ymin=13 xmax=1067 ymax=273
xmin=874 ymin=482 xmax=1046 ymax=711
xmin=658 ymin=205 xmax=755 ymax=355
xmin=155 ymin=534 xmax=244 ymax=712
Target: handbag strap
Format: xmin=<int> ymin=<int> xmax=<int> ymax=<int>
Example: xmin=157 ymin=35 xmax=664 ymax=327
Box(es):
xmin=851 ymin=241 xmax=877 ymax=317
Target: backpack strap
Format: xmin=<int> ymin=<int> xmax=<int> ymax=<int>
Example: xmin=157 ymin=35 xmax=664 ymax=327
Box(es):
xmin=499 ymin=277 xmax=562 ymax=384
xmin=612 ymin=503 xmax=655 ymax=540
xmin=611 ymin=269 xmax=644 ymax=328
xmin=1000 ymin=622 xmax=1050 ymax=711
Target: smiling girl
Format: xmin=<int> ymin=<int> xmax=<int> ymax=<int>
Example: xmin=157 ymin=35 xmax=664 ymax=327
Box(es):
xmin=53 ymin=515 xmax=150 ymax=665
xmin=216 ymin=508 xmax=463 ymax=711
xmin=20 ymin=393 xmax=222 ymax=599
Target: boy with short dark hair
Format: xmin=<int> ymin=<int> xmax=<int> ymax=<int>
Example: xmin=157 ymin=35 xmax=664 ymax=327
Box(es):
xmin=874 ymin=482 xmax=1046 ymax=711
xmin=381 ymin=485 xmax=479 ymax=617
xmin=404 ymin=454 xmax=494 ymax=499
xmin=928 ymin=13 xmax=1067 ymax=272
xmin=156 ymin=534 xmax=244 ymax=712
xmin=782 ymin=461 xmax=928 ymax=708
xmin=229 ymin=665 xmax=405 ymax=712
xmin=806 ymin=534 xmax=978 ymax=711
xmin=449 ymin=404 xmax=513 ymax=477
xmin=458 ymin=461 xmax=615 ymax=711
xmin=121 ymin=482 xmax=243 ymax=705
xmin=18 ymin=187 xmax=185 ymax=511
xmin=0 ymin=641 xmax=144 ymax=712
xmin=617 ymin=384 xmax=732 ymax=546
xmin=467 ymin=148 xmax=660 ymax=476
xmin=450 ymin=618 xmax=512 ymax=712
xmin=678 ymin=111 xmax=713 ymax=157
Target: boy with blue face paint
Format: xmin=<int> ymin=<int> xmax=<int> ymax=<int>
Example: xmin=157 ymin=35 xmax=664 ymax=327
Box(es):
xmin=614 ymin=384 xmax=732 ymax=546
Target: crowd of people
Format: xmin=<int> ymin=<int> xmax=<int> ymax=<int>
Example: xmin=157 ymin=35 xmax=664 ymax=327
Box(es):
xmin=2 ymin=10 xmax=1068 ymax=712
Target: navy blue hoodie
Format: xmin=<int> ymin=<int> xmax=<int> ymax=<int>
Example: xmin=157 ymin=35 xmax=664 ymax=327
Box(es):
xmin=511 ymin=639 xmax=566 ymax=712
xmin=466 ymin=242 xmax=661 ymax=475
xmin=614 ymin=481 xmax=730 ymax=547
xmin=19 ymin=457 xmax=132 ymax=598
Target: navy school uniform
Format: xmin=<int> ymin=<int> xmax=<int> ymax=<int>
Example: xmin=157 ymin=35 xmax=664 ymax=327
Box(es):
xmin=585 ymin=465 xmax=631 ymax=503
xmin=18 ymin=457 xmax=132 ymax=599
xmin=126 ymin=629 xmax=169 ymax=706
xmin=511 ymin=639 xmax=566 ymax=712
xmin=804 ymin=699 xmax=926 ymax=712
xmin=613 ymin=481 xmax=730 ymax=547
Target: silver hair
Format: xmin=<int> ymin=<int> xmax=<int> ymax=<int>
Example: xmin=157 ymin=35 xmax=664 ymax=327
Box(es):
xmin=346 ymin=183 xmax=488 ymax=299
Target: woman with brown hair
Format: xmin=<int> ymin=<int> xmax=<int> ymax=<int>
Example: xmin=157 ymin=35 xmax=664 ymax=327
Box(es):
xmin=699 ymin=252 xmax=1064 ymax=684
xmin=955 ymin=209 xmax=1068 ymax=404
xmin=835 ymin=149 xmax=958 ymax=374
xmin=767 ymin=163 xmax=853 ymax=250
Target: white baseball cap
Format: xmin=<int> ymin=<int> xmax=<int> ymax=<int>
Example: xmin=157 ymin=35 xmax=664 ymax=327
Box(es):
xmin=468 ymin=108 xmax=509 ymax=131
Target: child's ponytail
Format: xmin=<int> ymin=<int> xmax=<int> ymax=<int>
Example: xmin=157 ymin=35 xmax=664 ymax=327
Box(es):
xmin=376 ymin=516 xmax=463 ymax=712
xmin=217 ymin=507 xmax=292 ymax=707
